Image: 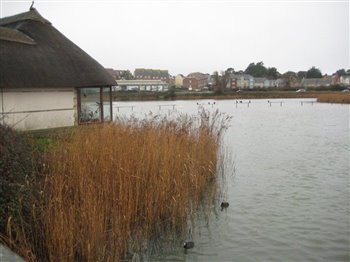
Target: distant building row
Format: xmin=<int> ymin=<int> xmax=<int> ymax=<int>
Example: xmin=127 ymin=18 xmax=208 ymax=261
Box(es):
xmin=177 ymin=73 xmax=350 ymax=90
xmin=106 ymin=68 xmax=170 ymax=82
xmin=106 ymin=68 xmax=350 ymax=92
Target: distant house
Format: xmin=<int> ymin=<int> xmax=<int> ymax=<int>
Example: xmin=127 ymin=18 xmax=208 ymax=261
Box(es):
xmin=227 ymin=78 xmax=236 ymax=89
xmin=264 ymin=79 xmax=277 ymax=88
xmin=275 ymin=78 xmax=287 ymax=88
xmin=230 ymin=74 xmax=254 ymax=89
xmin=134 ymin=68 xmax=170 ymax=83
xmin=183 ymin=72 xmax=209 ymax=90
xmin=254 ymin=78 xmax=276 ymax=88
xmin=207 ymin=75 xmax=217 ymax=88
xmin=0 ymin=8 xmax=116 ymax=130
xmin=183 ymin=77 xmax=198 ymax=90
xmin=115 ymin=80 xmax=168 ymax=92
xmin=175 ymin=74 xmax=186 ymax=88
xmin=253 ymin=77 xmax=266 ymax=88
xmin=301 ymin=78 xmax=332 ymax=88
xmin=340 ymin=75 xmax=350 ymax=86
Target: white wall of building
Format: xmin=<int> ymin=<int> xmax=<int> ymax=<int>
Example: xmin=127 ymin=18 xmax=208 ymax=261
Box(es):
xmin=0 ymin=88 xmax=75 ymax=130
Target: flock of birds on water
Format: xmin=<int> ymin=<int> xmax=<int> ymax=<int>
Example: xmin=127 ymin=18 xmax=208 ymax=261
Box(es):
xmin=183 ymin=201 xmax=229 ymax=251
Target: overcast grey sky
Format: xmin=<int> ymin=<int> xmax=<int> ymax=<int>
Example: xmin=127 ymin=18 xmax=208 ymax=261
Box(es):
xmin=1 ymin=0 xmax=349 ymax=76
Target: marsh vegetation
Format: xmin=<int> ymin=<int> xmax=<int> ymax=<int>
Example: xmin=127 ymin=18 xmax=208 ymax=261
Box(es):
xmin=316 ymin=92 xmax=350 ymax=103
xmin=1 ymin=110 xmax=230 ymax=261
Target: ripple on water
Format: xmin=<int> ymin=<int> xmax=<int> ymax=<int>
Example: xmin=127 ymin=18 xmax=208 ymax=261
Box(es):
xmin=134 ymin=100 xmax=350 ymax=262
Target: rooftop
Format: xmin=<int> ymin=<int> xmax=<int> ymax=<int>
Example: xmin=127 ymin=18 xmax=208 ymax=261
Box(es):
xmin=0 ymin=8 xmax=115 ymax=88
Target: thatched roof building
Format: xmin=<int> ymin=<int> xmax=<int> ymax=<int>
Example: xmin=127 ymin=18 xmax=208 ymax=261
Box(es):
xmin=0 ymin=8 xmax=115 ymax=88
xmin=0 ymin=8 xmax=116 ymax=130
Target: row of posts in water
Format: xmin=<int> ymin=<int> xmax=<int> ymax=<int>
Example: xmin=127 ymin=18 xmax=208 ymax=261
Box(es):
xmin=114 ymin=101 xmax=315 ymax=112
xmin=235 ymin=100 xmax=315 ymax=107
xmin=115 ymin=104 xmax=176 ymax=112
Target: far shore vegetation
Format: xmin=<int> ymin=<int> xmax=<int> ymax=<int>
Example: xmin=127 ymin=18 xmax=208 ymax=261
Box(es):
xmin=0 ymin=110 xmax=230 ymax=261
xmin=113 ymin=89 xmax=350 ymax=104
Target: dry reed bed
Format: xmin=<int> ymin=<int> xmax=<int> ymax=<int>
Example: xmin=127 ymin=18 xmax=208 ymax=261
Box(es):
xmin=9 ymin=111 xmax=229 ymax=261
xmin=316 ymin=92 xmax=350 ymax=103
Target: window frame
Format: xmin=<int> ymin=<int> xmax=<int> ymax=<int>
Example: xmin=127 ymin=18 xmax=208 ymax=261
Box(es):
xmin=77 ymin=86 xmax=112 ymax=125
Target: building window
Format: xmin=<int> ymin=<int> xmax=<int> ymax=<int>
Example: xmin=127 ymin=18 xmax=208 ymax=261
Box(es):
xmin=78 ymin=87 xmax=112 ymax=124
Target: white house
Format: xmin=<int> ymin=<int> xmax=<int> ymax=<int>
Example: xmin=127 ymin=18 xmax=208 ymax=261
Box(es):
xmin=301 ymin=78 xmax=332 ymax=88
xmin=253 ymin=77 xmax=266 ymax=88
xmin=340 ymin=75 xmax=350 ymax=86
xmin=0 ymin=8 xmax=116 ymax=131
xmin=116 ymin=80 xmax=169 ymax=92
xmin=234 ymin=74 xmax=254 ymax=89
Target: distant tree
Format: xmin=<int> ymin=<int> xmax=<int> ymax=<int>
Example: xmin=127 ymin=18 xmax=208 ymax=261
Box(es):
xmin=282 ymin=71 xmax=298 ymax=87
xmin=255 ymin=61 xmax=268 ymax=77
xmin=222 ymin=68 xmax=234 ymax=89
xmin=213 ymin=71 xmax=223 ymax=94
xmin=306 ymin=67 xmax=322 ymax=78
xmin=266 ymin=67 xmax=280 ymax=80
xmin=335 ymin=69 xmax=347 ymax=76
xmin=282 ymin=71 xmax=297 ymax=79
xmin=121 ymin=70 xmax=134 ymax=80
xmin=244 ymin=62 xmax=256 ymax=75
xmin=244 ymin=61 xmax=267 ymax=77
xmin=226 ymin=67 xmax=235 ymax=74
xmin=297 ymin=71 xmax=307 ymax=79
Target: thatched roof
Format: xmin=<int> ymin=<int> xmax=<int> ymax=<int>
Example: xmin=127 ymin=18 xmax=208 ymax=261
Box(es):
xmin=0 ymin=9 xmax=116 ymax=89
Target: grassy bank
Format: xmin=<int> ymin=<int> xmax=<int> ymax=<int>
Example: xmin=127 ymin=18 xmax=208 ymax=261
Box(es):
xmin=2 ymin=111 xmax=229 ymax=261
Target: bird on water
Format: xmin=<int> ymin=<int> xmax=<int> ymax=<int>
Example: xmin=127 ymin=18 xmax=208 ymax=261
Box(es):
xmin=183 ymin=241 xmax=194 ymax=249
xmin=220 ymin=201 xmax=229 ymax=211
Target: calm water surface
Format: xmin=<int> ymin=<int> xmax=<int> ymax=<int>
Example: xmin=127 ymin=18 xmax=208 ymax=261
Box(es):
xmin=113 ymin=99 xmax=349 ymax=262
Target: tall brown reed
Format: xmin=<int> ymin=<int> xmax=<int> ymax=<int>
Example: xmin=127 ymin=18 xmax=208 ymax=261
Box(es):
xmin=7 ymin=110 xmax=229 ymax=261
xmin=316 ymin=92 xmax=350 ymax=103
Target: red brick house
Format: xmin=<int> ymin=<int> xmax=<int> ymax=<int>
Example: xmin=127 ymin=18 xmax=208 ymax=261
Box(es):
xmin=183 ymin=72 xmax=209 ymax=90
xmin=183 ymin=77 xmax=198 ymax=90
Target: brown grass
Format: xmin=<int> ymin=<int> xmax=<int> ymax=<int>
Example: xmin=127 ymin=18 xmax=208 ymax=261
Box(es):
xmin=316 ymin=92 xmax=350 ymax=103
xmin=6 ymin=110 xmax=229 ymax=261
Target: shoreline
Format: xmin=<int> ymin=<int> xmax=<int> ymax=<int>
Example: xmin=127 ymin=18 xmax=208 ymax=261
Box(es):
xmin=112 ymin=90 xmax=350 ymax=104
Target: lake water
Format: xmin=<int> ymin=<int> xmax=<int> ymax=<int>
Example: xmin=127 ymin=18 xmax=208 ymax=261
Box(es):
xmin=113 ymin=99 xmax=349 ymax=262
